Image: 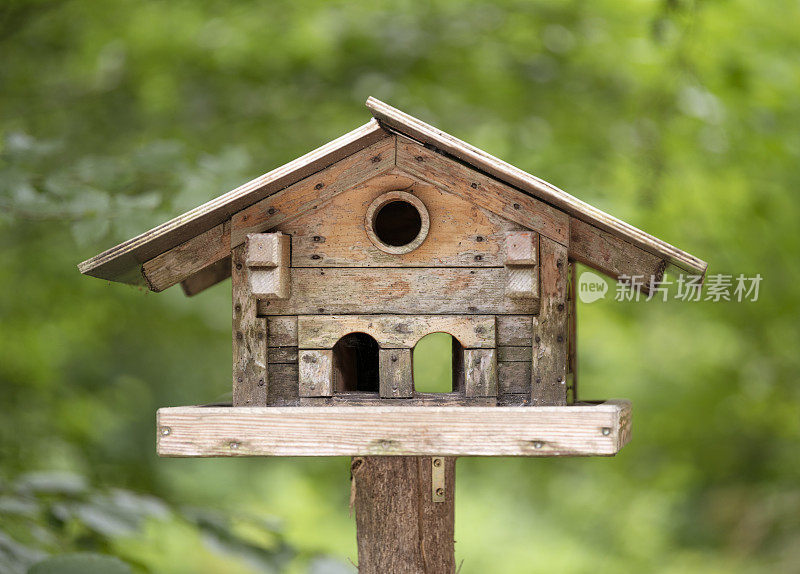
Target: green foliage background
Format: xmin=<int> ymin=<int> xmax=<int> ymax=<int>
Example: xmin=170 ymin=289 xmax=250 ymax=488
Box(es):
xmin=1 ymin=0 xmax=799 ymax=572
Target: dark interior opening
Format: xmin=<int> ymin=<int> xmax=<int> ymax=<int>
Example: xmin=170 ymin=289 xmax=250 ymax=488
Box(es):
xmin=333 ymin=332 xmax=380 ymax=392
xmin=373 ymin=200 xmax=422 ymax=246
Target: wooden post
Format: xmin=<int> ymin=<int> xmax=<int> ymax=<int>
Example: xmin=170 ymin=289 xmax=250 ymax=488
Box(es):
xmin=567 ymin=261 xmax=578 ymax=404
xmin=232 ymin=244 xmax=267 ymax=407
xmin=532 ymin=236 xmax=569 ymax=406
xmin=352 ymin=456 xmax=456 ymax=574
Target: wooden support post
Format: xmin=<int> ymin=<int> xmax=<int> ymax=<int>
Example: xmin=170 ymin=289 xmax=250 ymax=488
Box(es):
xmin=298 ymin=349 xmax=333 ymax=397
xmin=232 ymin=244 xmax=267 ymax=406
xmin=379 ymin=349 xmax=413 ymax=398
xmin=532 ymin=236 xmax=569 ymax=406
xmin=352 ymin=456 xmax=456 ymax=574
xmin=567 ymin=261 xmax=578 ymax=404
xmin=464 ymin=348 xmax=498 ymax=397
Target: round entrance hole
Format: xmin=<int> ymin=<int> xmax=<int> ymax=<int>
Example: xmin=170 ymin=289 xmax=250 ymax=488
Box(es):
xmin=374 ymin=201 xmax=422 ymax=246
xmin=365 ymin=191 xmax=430 ymax=254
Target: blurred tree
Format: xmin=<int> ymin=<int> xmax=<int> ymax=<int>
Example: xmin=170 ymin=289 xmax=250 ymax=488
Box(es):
xmin=1 ymin=0 xmax=799 ymax=572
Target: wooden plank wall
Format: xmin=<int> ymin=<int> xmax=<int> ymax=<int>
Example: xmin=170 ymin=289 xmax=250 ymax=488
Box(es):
xmin=225 ymin=135 xmax=585 ymax=407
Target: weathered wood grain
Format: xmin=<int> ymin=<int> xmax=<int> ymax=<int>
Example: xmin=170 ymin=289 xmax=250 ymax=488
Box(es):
xmin=506 ymin=267 xmax=538 ymax=300
xmin=532 ymin=237 xmax=569 ymax=406
xmin=498 ymin=346 xmax=532 ymax=362
xmin=464 ymin=349 xmax=498 ymax=397
xmin=256 ymin=268 xmax=539 ymax=315
xmin=298 ymin=350 xmax=333 ymax=397
xmin=266 ymin=316 xmax=297 ymax=347
xmin=268 ymin=347 xmax=298 ymax=364
xmin=245 ymin=232 xmax=290 ymax=298
xmin=497 ymin=394 xmax=531 ymax=406
xmin=231 ymin=137 xmax=396 ymax=247
xmin=499 ymin=361 xmax=531 ymax=394
xmin=504 ymin=231 xmax=539 ymax=299
xmin=368 ymin=97 xmax=705 ymax=276
xmin=505 ymin=231 xmax=538 ymax=265
xmin=568 ymin=261 xmax=578 ymax=404
xmin=379 ymin=349 xmax=413 ymax=398
xmin=144 ymin=221 xmax=231 ymax=293
xmin=231 ymin=245 xmax=267 ymax=407
xmin=569 ymin=217 xmax=667 ymax=292
xmin=353 ymin=456 xmax=456 ymax=574
xmin=496 ymin=315 xmax=533 ymax=346
xmin=156 ymin=401 xmax=632 ymax=457
xmin=284 ymin=169 xmax=524 ymax=267
xmin=297 ymin=315 xmax=496 ymax=349
xmin=80 ymin=120 xmax=389 ymax=284
xmin=139 ymin=138 xmax=394 ymax=295
xmin=396 ymin=137 xmax=570 ymax=246
xmin=180 ymin=256 xmax=231 ymax=296
xmin=299 ymin=394 xmax=496 ymax=407
xmin=267 ymin=363 xmax=299 ymax=405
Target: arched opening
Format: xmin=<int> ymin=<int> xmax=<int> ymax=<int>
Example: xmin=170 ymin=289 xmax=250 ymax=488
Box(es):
xmin=332 ymin=332 xmax=380 ymax=393
xmin=412 ymin=333 xmax=463 ymax=394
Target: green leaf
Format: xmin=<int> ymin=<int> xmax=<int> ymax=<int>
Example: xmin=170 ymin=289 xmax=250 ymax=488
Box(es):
xmin=0 ymin=532 xmax=47 ymax=574
xmin=27 ymin=553 xmax=132 ymax=574
xmin=14 ymin=473 xmax=88 ymax=497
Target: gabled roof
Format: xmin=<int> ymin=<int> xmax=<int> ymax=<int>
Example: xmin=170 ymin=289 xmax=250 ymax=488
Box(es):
xmin=78 ymin=119 xmax=389 ymax=284
xmin=79 ymin=98 xmax=706 ymax=292
xmin=366 ymin=98 xmax=706 ymax=276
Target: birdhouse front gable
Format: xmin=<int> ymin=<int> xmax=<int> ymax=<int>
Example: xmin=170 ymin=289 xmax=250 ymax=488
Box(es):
xmin=228 ymin=134 xmax=550 ymax=407
xmin=79 ymin=97 xmax=706 ymax=458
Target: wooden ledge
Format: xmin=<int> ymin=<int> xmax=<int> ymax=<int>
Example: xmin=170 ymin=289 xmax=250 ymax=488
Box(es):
xmin=157 ymin=400 xmax=631 ymax=458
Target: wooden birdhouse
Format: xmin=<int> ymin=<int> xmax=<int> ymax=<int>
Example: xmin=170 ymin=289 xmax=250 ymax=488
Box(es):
xmin=79 ymin=98 xmax=706 ymax=570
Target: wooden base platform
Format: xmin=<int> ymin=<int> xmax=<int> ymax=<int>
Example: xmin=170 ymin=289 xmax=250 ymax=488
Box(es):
xmin=157 ymin=400 xmax=631 ymax=457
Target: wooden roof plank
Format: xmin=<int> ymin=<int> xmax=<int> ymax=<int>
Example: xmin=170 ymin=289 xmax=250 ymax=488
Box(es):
xmin=366 ymin=97 xmax=706 ymax=277
xmin=143 ymin=136 xmax=396 ymax=293
xmin=78 ymin=119 xmax=390 ymax=283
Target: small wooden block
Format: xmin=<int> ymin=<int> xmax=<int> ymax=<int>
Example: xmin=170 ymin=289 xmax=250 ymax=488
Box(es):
xmin=298 ymin=350 xmax=333 ymax=397
xmin=505 ymin=231 xmax=538 ymax=265
xmin=379 ymin=349 xmax=413 ymax=398
xmin=504 ymin=231 xmax=539 ymax=299
xmin=246 ymin=232 xmax=290 ymax=299
xmin=464 ymin=348 xmax=497 ymax=397
xmin=505 ymin=267 xmax=538 ymax=299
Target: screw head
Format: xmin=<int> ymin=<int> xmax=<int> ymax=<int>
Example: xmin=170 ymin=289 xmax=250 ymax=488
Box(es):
xmin=602 ymin=427 xmax=611 ymax=436
xmin=533 ymin=440 xmax=544 ymax=449
xmin=160 ymin=427 xmax=171 ymax=436
xmin=433 ymin=458 xmax=442 ymax=467
xmin=435 ymin=488 xmax=445 ymax=497
xmin=230 ymin=441 xmax=240 ymax=450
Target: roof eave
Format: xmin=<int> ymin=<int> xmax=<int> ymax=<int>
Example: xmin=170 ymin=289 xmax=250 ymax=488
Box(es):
xmin=366 ymin=97 xmax=707 ymax=278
